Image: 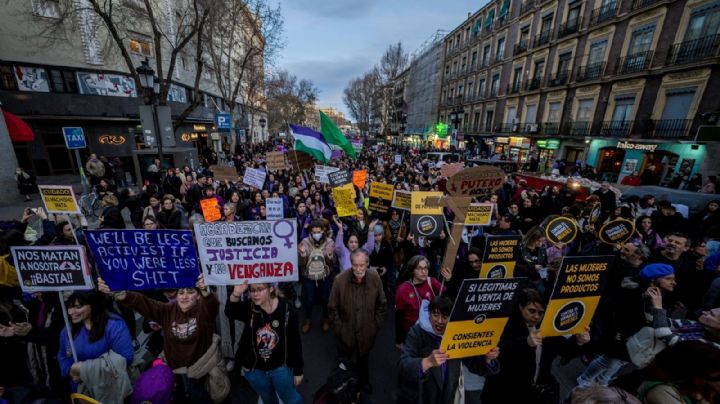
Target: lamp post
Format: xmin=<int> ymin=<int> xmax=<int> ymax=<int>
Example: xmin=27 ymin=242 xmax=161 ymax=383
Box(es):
xmin=259 ymin=118 xmax=266 ymax=143
xmin=136 ymin=58 xmax=163 ymax=166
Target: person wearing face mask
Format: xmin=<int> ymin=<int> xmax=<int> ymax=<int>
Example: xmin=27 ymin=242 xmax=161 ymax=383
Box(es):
xmin=97 ymin=275 xmax=228 ymax=403
xmin=397 ymin=296 xmax=500 ymax=404
xmin=298 ymin=220 xmax=337 ymax=334
xmin=328 ymin=249 xmax=387 ymax=394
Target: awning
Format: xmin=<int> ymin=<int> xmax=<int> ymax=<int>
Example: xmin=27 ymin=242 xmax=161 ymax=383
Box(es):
xmin=3 ymin=111 xmax=35 ymax=142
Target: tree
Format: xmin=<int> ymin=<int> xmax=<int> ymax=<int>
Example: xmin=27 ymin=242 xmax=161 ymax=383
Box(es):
xmin=378 ymin=41 xmax=409 ymax=84
xmin=265 ymin=70 xmax=319 ymax=134
xmin=343 ymin=70 xmax=380 ymax=133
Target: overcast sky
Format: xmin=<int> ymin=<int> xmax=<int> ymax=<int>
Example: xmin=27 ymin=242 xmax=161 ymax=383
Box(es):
xmin=277 ymin=0 xmax=484 ymax=121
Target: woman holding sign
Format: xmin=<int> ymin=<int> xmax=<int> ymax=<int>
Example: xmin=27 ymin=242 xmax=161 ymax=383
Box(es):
xmin=225 ymin=282 xmax=304 ymax=404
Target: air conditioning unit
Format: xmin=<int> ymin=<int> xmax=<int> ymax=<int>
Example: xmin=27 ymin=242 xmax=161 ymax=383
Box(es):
xmin=527 ymin=123 xmax=538 ymax=133
xmin=512 ymin=123 xmax=519 ymax=132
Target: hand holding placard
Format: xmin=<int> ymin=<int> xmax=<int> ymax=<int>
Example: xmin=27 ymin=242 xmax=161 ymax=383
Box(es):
xmin=422 ymin=349 xmax=449 ymax=372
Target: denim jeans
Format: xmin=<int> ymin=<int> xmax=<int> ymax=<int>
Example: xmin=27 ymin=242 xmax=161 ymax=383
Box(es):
xmin=244 ymin=365 xmax=303 ymax=404
xmin=301 ymin=276 xmax=332 ymax=318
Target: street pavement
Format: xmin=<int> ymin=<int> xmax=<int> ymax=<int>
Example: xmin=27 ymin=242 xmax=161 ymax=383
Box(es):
xmin=0 ymin=174 xmax=84 ymax=221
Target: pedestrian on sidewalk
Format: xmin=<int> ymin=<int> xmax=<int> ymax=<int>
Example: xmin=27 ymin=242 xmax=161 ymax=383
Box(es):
xmin=15 ymin=167 xmax=37 ymax=202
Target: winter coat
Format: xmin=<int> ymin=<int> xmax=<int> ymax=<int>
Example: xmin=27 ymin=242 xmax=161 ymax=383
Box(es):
xmin=157 ymin=209 xmax=182 ymax=229
xmin=16 ymin=171 xmax=37 ymax=195
xmin=100 ymin=206 xmax=125 ymax=229
xmin=328 ymin=269 xmax=387 ymax=355
xmin=86 ymin=158 xmax=105 ymax=178
xmin=78 ymin=350 xmax=132 ymax=404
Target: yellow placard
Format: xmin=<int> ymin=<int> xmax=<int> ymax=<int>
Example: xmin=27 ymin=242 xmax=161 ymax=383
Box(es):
xmin=410 ymin=191 xmax=444 ymax=215
xmin=464 ymin=203 xmax=494 ymax=226
xmin=392 ymin=190 xmax=411 ymax=211
xmin=369 ymin=182 xmax=394 ymax=200
xmin=39 ymin=185 xmax=80 ymax=214
xmin=479 ymin=235 xmax=521 ymax=278
xmin=333 ymin=183 xmax=357 ymax=217
xmin=200 ymin=198 xmax=222 ymax=222
xmin=539 ymin=296 xmax=601 ymax=337
xmin=479 ymin=262 xmax=516 ymax=278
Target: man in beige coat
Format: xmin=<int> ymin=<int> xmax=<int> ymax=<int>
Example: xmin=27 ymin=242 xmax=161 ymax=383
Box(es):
xmin=328 ymin=248 xmax=387 ymax=393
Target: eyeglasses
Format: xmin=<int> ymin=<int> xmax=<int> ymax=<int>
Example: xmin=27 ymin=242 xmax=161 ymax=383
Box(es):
xmin=249 ymin=287 xmax=268 ymax=294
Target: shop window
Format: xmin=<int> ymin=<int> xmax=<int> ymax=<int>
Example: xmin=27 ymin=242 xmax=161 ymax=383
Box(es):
xmin=0 ymin=65 xmax=17 ymax=90
xmin=598 ymin=147 xmax=625 ymax=175
xmin=63 ymin=70 xmax=78 ymax=93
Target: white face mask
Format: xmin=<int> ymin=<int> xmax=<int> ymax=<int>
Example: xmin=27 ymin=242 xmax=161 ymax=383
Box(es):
xmin=312 ymin=233 xmax=323 ymax=242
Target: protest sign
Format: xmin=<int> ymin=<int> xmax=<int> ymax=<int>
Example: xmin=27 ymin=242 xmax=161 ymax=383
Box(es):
xmin=392 ymin=190 xmax=412 ymax=211
xmin=351 ymin=141 xmax=363 ymax=152
xmin=546 ymin=216 xmax=579 ymax=245
xmin=368 ymin=182 xmax=394 ymax=217
xmin=11 ymin=246 xmax=92 ymax=293
xmin=333 ymin=183 xmax=357 ymax=217
xmin=38 ymin=185 xmax=80 ymax=214
xmin=209 ymin=165 xmax=237 ymax=182
xmin=539 ymin=255 xmax=615 ymax=337
xmin=447 ymin=166 xmax=505 ymax=197
xmin=200 ymin=198 xmax=222 ymax=222
xmin=410 ymin=192 xmax=444 ymax=237
xmin=441 ymin=278 xmax=521 ymax=359
xmin=464 ymin=203 xmax=494 ymax=226
xmin=86 ymin=230 xmax=200 ymax=290
xmin=194 ymin=220 xmax=299 ymax=285
xmin=480 ymin=235 xmax=522 ymax=278
xmin=599 ymin=219 xmax=635 ymax=245
xmin=266 ymin=197 xmax=284 ymax=220
xmin=287 ymin=150 xmax=314 ymax=170
xmin=328 ymin=170 xmax=351 ymax=187
xmin=394 ymin=154 xmax=402 ymax=165
xmin=352 ymin=170 xmax=367 ymax=189
xmin=243 ymin=167 xmax=267 ymax=189
xmin=314 ymin=165 xmax=340 ymax=184
xmin=440 ymin=162 xmax=465 ymax=178
xmin=265 ymin=151 xmax=287 ymax=172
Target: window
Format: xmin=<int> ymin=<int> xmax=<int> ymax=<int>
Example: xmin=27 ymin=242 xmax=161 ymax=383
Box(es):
xmin=478 ymin=78 xmax=486 ymax=97
xmin=445 ymin=65 xmax=450 ymax=75
xmin=628 ymin=23 xmax=656 ymax=55
xmin=567 ymin=3 xmax=581 ymax=26
xmin=548 ymin=102 xmax=562 ymax=122
xmin=612 ymin=96 xmax=635 ymax=122
xmin=519 ymin=27 xmax=530 ymax=44
xmin=467 ymin=81 xmax=474 ymax=96
xmin=534 ymin=60 xmax=545 ymax=79
xmin=507 ymin=106 xmax=517 ymax=123
xmin=576 ymin=99 xmax=593 ymax=121
xmin=491 ymin=74 xmax=500 ymax=96
xmin=32 ymin=0 xmax=60 ymax=18
xmin=526 ymin=105 xmax=538 ymax=123
xmin=465 ymin=27 xmax=471 ymax=41
xmin=485 ymin=110 xmax=495 ymax=130
xmin=462 ymin=56 xmax=467 ymax=71
xmin=129 ymin=38 xmax=153 ymax=57
xmin=473 ymin=112 xmax=481 ymax=130
xmin=453 ymin=61 xmax=458 ymax=72
xmin=513 ymin=67 xmax=522 ymax=88
xmin=541 ymin=14 xmax=554 ymax=34
xmin=0 ymin=66 xmax=17 ymax=90
xmin=471 ymin=51 xmax=478 ymax=67
xmin=458 ymin=85 xmax=464 ymax=97
xmin=49 ymin=69 xmax=78 ymax=94
xmin=684 ymin=2 xmax=720 ymax=41
xmin=660 ymin=88 xmax=696 ymax=121
xmin=557 ymin=52 xmax=572 ymax=74
xmin=588 ymin=39 xmax=608 ymax=65
xmin=483 ymin=45 xmax=491 ymax=65
xmin=497 ymin=38 xmax=506 ymax=59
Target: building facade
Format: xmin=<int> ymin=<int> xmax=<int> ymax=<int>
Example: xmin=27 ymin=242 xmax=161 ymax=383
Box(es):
xmin=0 ymin=0 xmax=265 ymax=180
xmin=439 ymin=0 xmax=720 ymax=183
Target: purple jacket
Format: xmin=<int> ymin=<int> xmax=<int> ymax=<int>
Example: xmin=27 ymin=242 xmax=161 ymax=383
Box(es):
xmin=335 ymin=228 xmax=375 ymax=271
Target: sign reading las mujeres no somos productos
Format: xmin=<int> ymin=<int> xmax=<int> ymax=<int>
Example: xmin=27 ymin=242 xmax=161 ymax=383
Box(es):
xmin=441 ymin=278 xmax=521 ymax=359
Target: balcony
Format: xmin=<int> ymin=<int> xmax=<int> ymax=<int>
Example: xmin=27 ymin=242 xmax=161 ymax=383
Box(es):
xmin=494 ymin=54 xmax=505 ymax=64
xmin=576 ymin=62 xmax=605 ymax=82
xmin=525 ymin=77 xmax=543 ymax=91
xmin=631 ymin=0 xmax=660 ymax=10
xmin=507 ymin=82 xmax=522 ymax=94
xmin=514 ymin=38 xmax=530 ymax=55
xmin=498 ymin=123 xmax=519 ymax=133
xmin=548 ymin=70 xmax=570 ymax=86
xmin=589 ymin=3 xmax=618 ymax=27
xmin=666 ymin=35 xmax=720 ymax=66
xmin=615 ymin=50 xmax=653 ymax=75
xmin=600 ymin=120 xmax=633 ymax=137
xmin=520 ymin=0 xmax=535 ymax=15
xmin=557 ymin=18 xmax=580 ymax=38
xmin=563 ymin=121 xmax=593 ymax=136
xmin=495 ymin=15 xmax=509 ymax=30
xmin=649 ymin=119 xmax=692 ymax=138
xmin=541 ymin=122 xmax=561 ymax=135
xmin=533 ymin=30 xmax=552 ymax=48
xmin=522 ymin=122 xmax=540 ymax=133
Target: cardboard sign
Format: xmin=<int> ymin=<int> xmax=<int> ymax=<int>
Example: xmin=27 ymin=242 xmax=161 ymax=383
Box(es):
xmin=411 ymin=192 xmax=444 ymax=237
xmin=539 ymin=255 xmax=615 ymax=337
xmin=210 ymin=165 xmax=237 ymax=182
xmin=243 ymin=167 xmax=267 ymax=189
xmin=447 ymin=166 xmax=505 ymax=197
xmin=394 ymin=154 xmax=402 ymax=165
xmin=86 ymin=230 xmax=200 ymax=290
xmin=200 ymin=198 xmax=222 ymax=222
xmin=194 ymin=220 xmax=299 ymax=285
xmin=328 ymin=170 xmax=351 ymax=187
xmin=315 ymin=165 xmax=340 ymax=184
xmin=266 ymin=152 xmax=287 ymax=172
xmin=38 ymin=185 xmax=80 ymax=214
xmin=333 ymin=183 xmax=357 ymax=217
xmin=11 ymin=246 xmax=92 ymax=292
xmin=266 ymin=197 xmax=284 ymax=220
xmin=368 ymin=182 xmax=394 ymax=217
xmin=441 ymin=278 xmax=522 ymax=359
xmin=440 ymin=162 xmax=465 ymax=178
xmin=392 ymin=190 xmax=412 ymax=211
xmin=287 ymin=150 xmax=314 ymax=170
xmin=480 ymin=235 xmax=522 ymax=278
xmin=464 ymin=203 xmax=494 ymax=226
xmin=546 ymin=216 xmax=579 ymax=245
xmin=352 ymin=170 xmax=367 ymax=190
xmin=599 ymin=219 xmax=635 ymax=245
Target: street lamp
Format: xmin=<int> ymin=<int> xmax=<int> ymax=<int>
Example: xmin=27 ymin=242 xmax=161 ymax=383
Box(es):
xmin=136 ymin=58 xmax=163 ymax=166
xmin=259 ymin=118 xmax=266 ymax=143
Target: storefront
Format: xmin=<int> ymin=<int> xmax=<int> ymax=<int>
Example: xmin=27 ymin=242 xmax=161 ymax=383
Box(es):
xmin=490 ymin=136 xmax=531 ymax=163
xmin=535 ymin=138 xmax=561 ymax=173
xmin=587 ymin=139 xmax=706 ymax=184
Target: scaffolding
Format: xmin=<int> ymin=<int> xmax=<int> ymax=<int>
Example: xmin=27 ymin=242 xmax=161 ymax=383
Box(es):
xmin=404 ymin=30 xmax=447 ymax=137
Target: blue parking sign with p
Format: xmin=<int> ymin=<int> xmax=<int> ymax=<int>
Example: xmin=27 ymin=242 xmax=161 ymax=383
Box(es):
xmin=215 ymin=113 xmax=231 ymax=131
xmin=62 ymin=127 xmax=86 ymax=149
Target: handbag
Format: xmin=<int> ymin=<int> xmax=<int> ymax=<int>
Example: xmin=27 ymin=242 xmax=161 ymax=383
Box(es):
xmin=625 ymin=326 xmax=666 ymax=368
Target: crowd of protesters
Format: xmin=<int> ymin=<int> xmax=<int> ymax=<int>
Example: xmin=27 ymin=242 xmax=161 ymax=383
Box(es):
xmin=1 ymin=139 xmax=720 ymax=404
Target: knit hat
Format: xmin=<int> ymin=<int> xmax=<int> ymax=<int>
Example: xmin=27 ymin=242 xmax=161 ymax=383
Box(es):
xmin=639 ymin=263 xmax=674 ymax=280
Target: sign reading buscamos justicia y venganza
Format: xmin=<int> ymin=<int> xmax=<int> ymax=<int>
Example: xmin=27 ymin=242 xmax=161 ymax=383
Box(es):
xmin=194 ymin=220 xmax=299 ymax=285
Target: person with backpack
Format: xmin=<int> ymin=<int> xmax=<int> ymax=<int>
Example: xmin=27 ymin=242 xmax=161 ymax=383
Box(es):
xmin=225 ymin=282 xmax=304 ymax=404
xmin=298 ymin=219 xmax=337 ymax=334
